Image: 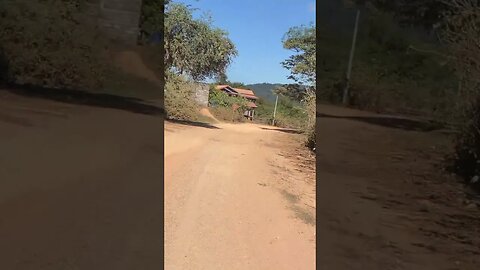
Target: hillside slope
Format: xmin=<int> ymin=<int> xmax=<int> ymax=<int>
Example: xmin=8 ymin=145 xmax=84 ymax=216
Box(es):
xmin=246 ymin=83 xmax=281 ymax=103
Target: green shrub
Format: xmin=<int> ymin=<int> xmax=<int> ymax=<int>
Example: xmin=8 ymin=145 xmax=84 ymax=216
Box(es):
xmin=210 ymin=106 xmax=245 ymax=123
xmin=208 ymin=87 xmax=248 ymax=109
xmin=164 ymin=73 xmax=199 ymax=121
xmin=208 ymin=87 xmax=249 ymax=122
xmin=451 ymin=97 xmax=480 ymax=191
xmin=0 ymin=0 xmax=107 ymax=90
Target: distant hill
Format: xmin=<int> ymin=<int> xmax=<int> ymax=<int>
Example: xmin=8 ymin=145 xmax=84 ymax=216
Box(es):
xmin=246 ymin=83 xmax=282 ymax=103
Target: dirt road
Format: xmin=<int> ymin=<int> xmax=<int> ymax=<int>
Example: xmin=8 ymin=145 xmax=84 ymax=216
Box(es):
xmin=0 ymin=91 xmax=164 ymax=269
xmin=317 ymin=104 xmax=480 ymax=270
xmin=6 ymin=88 xmax=479 ymax=270
xmin=164 ymin=121 xmax=316 ymax=270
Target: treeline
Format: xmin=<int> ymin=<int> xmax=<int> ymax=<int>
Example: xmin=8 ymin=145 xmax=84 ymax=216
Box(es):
xmin=328 ymin=0 xmax=480 ymax=190
xmin=319 ymin=0 xmax=458 ymax=122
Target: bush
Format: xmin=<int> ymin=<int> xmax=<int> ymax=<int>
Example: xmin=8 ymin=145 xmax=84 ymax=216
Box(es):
xmin=208 ymin=87 xmax=247 ymax=108
xmin=451 ymin=97 xmax=480 ymax=191
xmin=209 ymin=106 xmax=245 ymax=123
xmin=304 ymin=90 xmax=316 ymax=150
xmin=208 ymin=87 xmax=249 ymax=122
xmin=0 ymin=0 xmax=108 ymax=90
xmin=164 ymin=73 xmax=199 ymax=121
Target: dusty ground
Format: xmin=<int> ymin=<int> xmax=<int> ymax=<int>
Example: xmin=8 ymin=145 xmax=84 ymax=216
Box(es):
xmin=0 ymin=90 xmax=164 ymax=269
xmin=164 ymin=121 xmax=316 ymax=270
xmin=318 ymin=104 xmax=480 ymax=270
xmin=4 ymin=86 xmax=480 ymax=270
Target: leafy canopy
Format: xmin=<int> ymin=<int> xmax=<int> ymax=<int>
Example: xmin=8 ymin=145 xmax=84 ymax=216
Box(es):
xmin=164 ymin=2 xmax=237 ymax=81
xmin=281 ymin=24 xmax=316 ymax=86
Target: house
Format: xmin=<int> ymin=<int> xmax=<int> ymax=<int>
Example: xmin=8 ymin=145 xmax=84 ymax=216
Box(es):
xmin=214 ymin=85 xmax=259 ymax=120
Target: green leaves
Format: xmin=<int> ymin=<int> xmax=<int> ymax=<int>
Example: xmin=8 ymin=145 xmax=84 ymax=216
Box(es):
xmin=140 ymin=1 xmax=237 ymax=81
xmin=139 ymin=0 xmax=164 ymax=43
xmin=164 ymin=72 xmax=200 ymax=120
xmin=164 ymin=3 xmax=237 ymax=81
xmin=281 ymin=24 xmax=316 ymax=86
xmin=208 ymin=88 xmax=248 ymax=110
xmin=0 ymin=0 xmax=107 ymax=90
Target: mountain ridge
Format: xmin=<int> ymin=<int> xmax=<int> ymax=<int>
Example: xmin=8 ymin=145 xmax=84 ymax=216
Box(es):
xmin=246 ymin=83 xmax=282 ymax=103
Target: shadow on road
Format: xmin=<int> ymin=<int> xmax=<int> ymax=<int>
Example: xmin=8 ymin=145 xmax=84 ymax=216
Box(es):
xmin=1 ymin=85 xmax=164 ymax=116
xmin=166 ymin=119 xmax=221 ymax=129
xmin=317 ymin=112 xmax=444 ymax=132
xmin=260 ymin=127 xmax=303 ymax=134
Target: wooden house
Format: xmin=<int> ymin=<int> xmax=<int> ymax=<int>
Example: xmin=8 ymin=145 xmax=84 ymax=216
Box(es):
xmin=214 ymin=85 xmax=259 ymax=120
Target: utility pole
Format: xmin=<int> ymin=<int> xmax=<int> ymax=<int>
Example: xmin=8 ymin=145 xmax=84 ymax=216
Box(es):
xmin=272 ymin=94 xmax=279 ymax=126
xmin=342 ymin=9 xmax=361 ymax=106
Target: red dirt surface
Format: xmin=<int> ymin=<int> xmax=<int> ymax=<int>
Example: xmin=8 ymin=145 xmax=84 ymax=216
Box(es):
xmin=165 ymin=122 xmax=316 ymax=269
xmin=0 ymin=91 xmax=163 ymax=269
xmin=317 ymin=104 xmax=480 ymax=270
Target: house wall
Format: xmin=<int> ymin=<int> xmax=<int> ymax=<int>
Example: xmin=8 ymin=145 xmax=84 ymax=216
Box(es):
xmin=83 ymin=0 xmax=142 ymax=45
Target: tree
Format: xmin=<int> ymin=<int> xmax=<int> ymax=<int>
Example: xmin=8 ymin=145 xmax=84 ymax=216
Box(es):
xmin=281 ymin=24 xmax=316 ymax=86
xmin=213 ymin=74 xmax=247 ymax=89
xmin=164 ymin=3 xmax=237 ymax=81
xmin=139 ymin=0 xmax=165 ymax=43
xmin=273 ymin=84 xmax=308 ymax=102
xmin=356 ymin=0 xmax=450 ymax=31
xmin=281 ymin=23 xmax=316 ymax=149
xmin=229 ymin=82 xmax=247 ymax=88
xmin=215 ymin=72 xmax=228 ymax=84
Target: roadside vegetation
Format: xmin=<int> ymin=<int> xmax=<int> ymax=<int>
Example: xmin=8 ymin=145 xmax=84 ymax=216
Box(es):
xmin=142 ymin=0 xmax=238 ymax=121
xmin=0 ymin=0 xmax=107 ymax=91
xmin=0 ymin=0 xmax=164 ymax=102
xmin=320 ymin=0 xmax=480 ymax=192
xmin=208 ymin=86 xmax=248 ymax=122
xmin=164 ymin=71 xmax=199 ymax=120
xmin=269 ymin=23 xmax=316 ymax=150
xmin=318 ymin=1 xmax=458 ymax=124
xmin=441 ymin=1 xmax=480 ymax=191
xmin=0 ymin=0 xmax=237 ymax=122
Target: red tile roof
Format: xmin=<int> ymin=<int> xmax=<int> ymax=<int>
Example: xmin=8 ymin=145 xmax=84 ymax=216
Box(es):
xmin=215 ymin=85 xmax=230 ymax=90
xmin=233 ymin=88 xmax=255 ymax=96
xmin=215 ymin=85 xmax=259 ymax=100
xmin=233 ymin=88 xmax=258 ymax=100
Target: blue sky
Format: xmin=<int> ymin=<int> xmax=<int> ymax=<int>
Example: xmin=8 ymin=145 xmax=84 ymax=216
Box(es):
xmin=175 ymin=0 xmax=316 ymax=84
